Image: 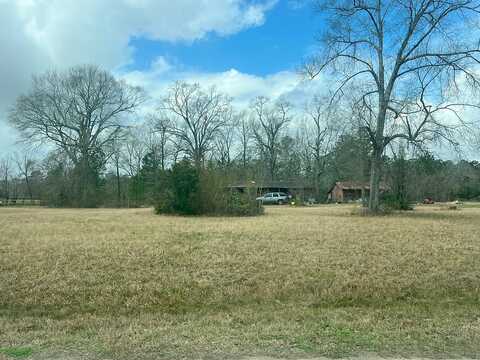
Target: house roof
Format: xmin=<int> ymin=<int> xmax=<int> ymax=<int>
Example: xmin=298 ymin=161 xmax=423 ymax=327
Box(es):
xmin=229 ymin=181 xmax=313 ymax=190
xmin=329 ymin=181 xmax=389 ymax=193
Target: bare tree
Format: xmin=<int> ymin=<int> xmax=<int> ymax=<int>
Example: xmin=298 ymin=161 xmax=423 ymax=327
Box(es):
xmin=305 ymin=96 xmax=343 ymax=198
xmin=119 ymin=127 xmax=148 ymax=206
xmin=120 ymin=128 xmax=147 ymax=178
xmin=110 ymin=138 xmax=124 ymax=205
xmin=0 ymin=156 xmax=12 ymax=199
xmin=14 ymin=151 xmax=36 ymax=200
xmin=213 ymin=109 xmax=238 ymax=167
xmin=214 ymin=127 xmax=235 ymax=167
xmin=160 ymin=82 xmax=231 ymax=169
xmin=140 ymin=118 xmax=172 ymax=201
xmin=236 ymin=111 xmax=252 ymax=171
xmin=9 ymin=65 xmax=144 ymax=206
xmin=305 ymin=0 xmax=480 ymax=212
xmin=149 ymin=115 xmax=172 ymax=171
xmin=251 ymin=97 xmax=291 ymax=180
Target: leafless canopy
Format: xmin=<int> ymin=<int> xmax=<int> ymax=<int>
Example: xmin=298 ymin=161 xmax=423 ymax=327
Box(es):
xmin=213 ymin=108 xmax=238 ymax=167
xmin=0 ymin=157 xmax=12 ymax=199
xmin=160 ymin=81 xmax=231 ymax=168
xmin=305 ymin=0 xmax=480 ymax=210
xmin=305 ymin=96 xmax=344 ymax=177
xmin=9 ymin=65 xmax=144 ymax=165
xmin=120 ymin=126 xmax=148 ymax=177
xmin=234 ymin=111 xmax=252 ymax=169
xmin=14 ymin=151 xmax=36 ymax=200
xmin=148 ymin=115 xmax=173 ymax=171
xmin=251 ymin=96 xmax=291 ymax=180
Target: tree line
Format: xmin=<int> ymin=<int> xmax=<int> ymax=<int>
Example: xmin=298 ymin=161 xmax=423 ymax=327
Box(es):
xmin=1 ymin=66 xmax=339 ymax=207
xmin=1 ymin=66 xmax=479 ymax=208
xmin=2 ymin=1 xmax=480 ymax=212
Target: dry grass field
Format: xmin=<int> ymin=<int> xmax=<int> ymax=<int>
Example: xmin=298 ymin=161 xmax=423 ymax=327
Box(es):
xmin=1 ymin=205 xmax=480 ymax=359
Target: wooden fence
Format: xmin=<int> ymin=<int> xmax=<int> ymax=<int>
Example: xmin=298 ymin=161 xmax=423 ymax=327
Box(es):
xmin=0 ymin=199 xmax=43 ymax=206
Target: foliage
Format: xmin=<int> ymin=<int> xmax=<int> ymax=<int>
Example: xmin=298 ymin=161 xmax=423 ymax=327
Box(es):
xmin=71 ymin=148 xmax=107 ymax=208
xmin=8 ymin=65 xmax=143 ymax=208
xmin=4 ymin=69 xmax=480 ymax=209
xmin=383 ymin=146 xmax=412 ymax=211
xmin=332 ymin=131 xmax=372 ymax=181
xmin=380 ymin=194 xmax=412 ymax=212
xmin=198 ymin=170 xmax=263 ymax=216
xmin=224 ymin=191 xmax=264 ymax=216
xmin=155 ymin=160 xmax=263 ymax=216
xmin=155 ymin=160 xmax=200 ymax=215
xmin=127 ymin=174 xmax=146 ymax=207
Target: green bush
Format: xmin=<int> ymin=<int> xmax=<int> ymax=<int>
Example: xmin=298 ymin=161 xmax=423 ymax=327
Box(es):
xmin=384 ymin=145 xmax=413 ymax=211
xmin=381 ymin=192 xmax=413 ymax=211
xmin=222 ymin=190 xmax=264 ymax=216
xmin=155 ymin=161 xmax=263 ymax=216
xmin=154 ymin=160 xmax=200 ymax=215
xmin=154 ymin=188 xmax=175 ymax=214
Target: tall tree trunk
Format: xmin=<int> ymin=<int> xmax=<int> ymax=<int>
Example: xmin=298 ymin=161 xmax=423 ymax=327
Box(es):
xmin=368 ymin=101 xmax=387 ymax=212
xmin=80 ymin=157 xmax=90 ymax=207
xmin=161 ymin=144 xmax=165 ymax=171
xmin=4 ymin=174 xmax=8 ymax=200
xmin=269 ymin=159 xmax=275 ymax=181
xmin=77 ymin=154 xmax=97 ymax=208
xmin=25 ymin=174 xmax=33 ymax=200
xmin=193 ymin=147 xmax=205 ymax=171
xmin=116 ymin=158 xmax=121 ymax=206
xmin=368 ymin=147 xmax=382 ymax=211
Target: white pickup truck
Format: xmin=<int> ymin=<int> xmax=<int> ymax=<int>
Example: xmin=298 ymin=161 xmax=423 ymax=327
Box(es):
xmin=256 ymin=192 xmax=290 ymax=205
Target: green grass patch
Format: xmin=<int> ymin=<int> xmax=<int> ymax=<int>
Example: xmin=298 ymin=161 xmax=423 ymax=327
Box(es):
xmin=0 ymin=347 xmax=33 ymax=358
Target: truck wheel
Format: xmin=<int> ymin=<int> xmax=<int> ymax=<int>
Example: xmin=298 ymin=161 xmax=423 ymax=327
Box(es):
xmin=278 ymin=200 xmax=283 ymax=205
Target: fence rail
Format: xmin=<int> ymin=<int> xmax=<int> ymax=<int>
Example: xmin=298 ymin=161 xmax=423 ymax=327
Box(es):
xmin=0 ymin=199 xmax=43 ymax=206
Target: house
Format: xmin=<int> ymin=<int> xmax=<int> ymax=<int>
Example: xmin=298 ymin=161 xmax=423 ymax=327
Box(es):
xmin=229 ymin=181 xmax=315 ymax=200
xmin=327 ymin=181 xmax=389 ymax=203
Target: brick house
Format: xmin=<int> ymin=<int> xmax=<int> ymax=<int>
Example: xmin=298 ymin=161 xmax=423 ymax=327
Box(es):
xmin=327 ymin=181 xmax=389 ymax=203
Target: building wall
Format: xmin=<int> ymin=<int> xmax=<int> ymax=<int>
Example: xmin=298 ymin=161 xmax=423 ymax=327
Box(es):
xmin=329 ymin=185 xmax=344 ymax=202
xmin=344 ymin=189 xmax=362 ymax=201
xmin=329 ymin=186 xmax=371 ymax=202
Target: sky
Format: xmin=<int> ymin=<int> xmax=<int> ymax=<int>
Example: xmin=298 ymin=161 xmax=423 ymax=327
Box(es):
xmin=0 ymin=0 xmax=477 ymax=160
xmin=0 ymin=0 xmax=326 ymax=155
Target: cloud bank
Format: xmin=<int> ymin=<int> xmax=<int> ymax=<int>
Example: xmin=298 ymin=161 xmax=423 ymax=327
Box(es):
xmin=1 ymin=0 xmax=309 ymax=154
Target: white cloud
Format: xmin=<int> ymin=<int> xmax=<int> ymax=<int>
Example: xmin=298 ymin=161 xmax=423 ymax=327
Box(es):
xmin=112 ymin=57 xmax=334 ymax=145
xmin=10 ymin=0 xmax=278 ymax=69
xmin=119 ymin=56 xmax=328 ymax=110
xmin=5 ymin=0 xmax=274 ymax=59
xmin=0 ymin=0 xmax=278 ymax=154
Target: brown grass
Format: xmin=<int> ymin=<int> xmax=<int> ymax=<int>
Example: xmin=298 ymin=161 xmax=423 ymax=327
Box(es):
xmin=1 ymin=205 xmax=480 ymax=359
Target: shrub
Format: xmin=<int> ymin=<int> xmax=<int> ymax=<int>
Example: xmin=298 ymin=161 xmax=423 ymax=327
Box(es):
xmin=196 ymin=170 xmax=263 ymax=216
xmin=155 ymin=161 xmax=263 ymax=217
xmin=222 ymin=190 xmax=264 ymax=216
xmin=381 ymin=192 xmax=413 ymax=211
xmin=155 ymin=160 xmax=200 ymax=215
xmin=385 ymin=145 xmax=413 ymax=211
xmin=154 ymin=188 xmax=175 ymax=214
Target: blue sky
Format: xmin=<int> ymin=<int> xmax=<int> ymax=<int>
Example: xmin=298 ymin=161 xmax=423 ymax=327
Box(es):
xmin=0 ymin=0 xmax=324 ymax=154
xmin=128 ymin=1 xmax=319 ymax=76
xmin=1 ymin=0 xmax=476 ymax=159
